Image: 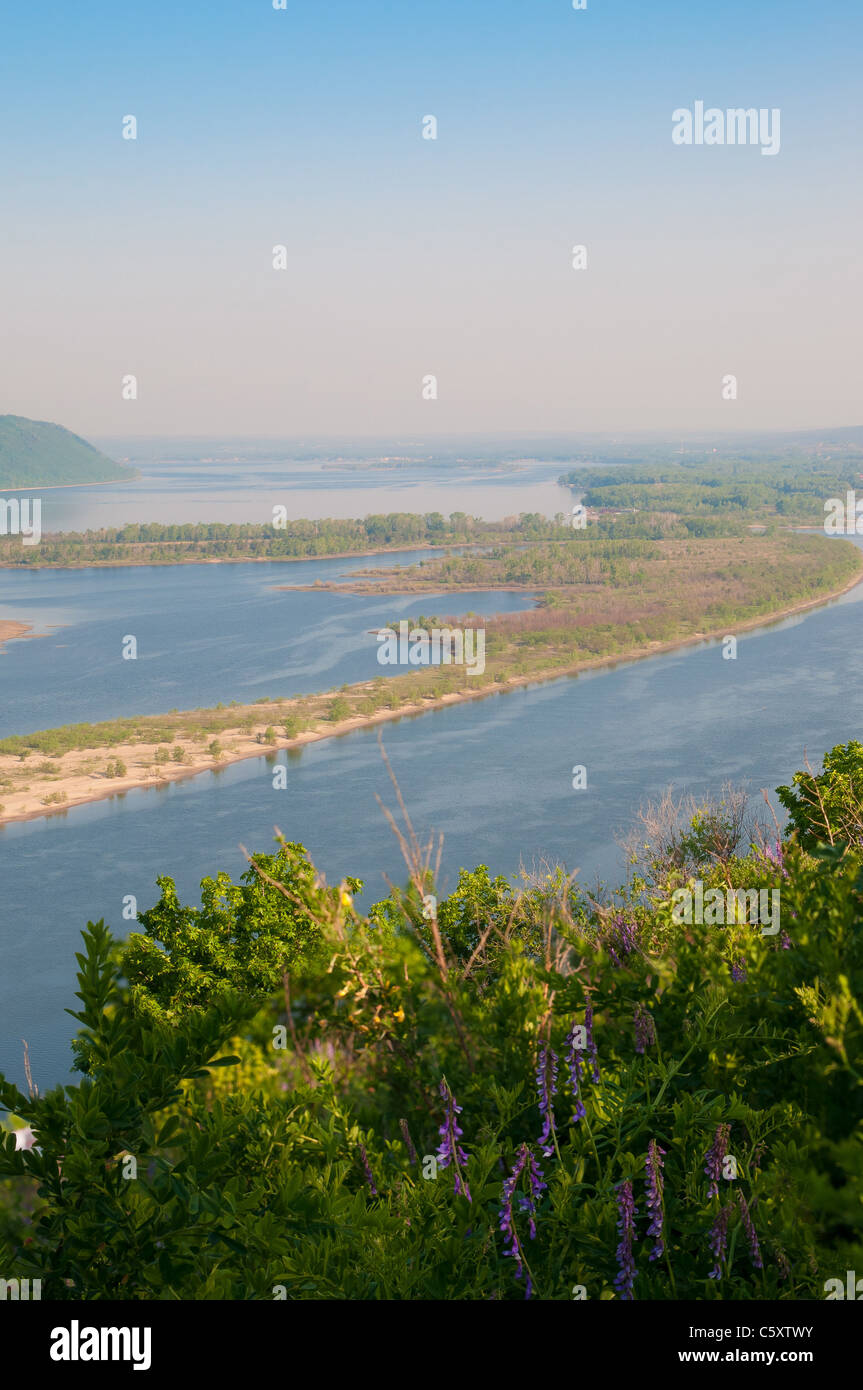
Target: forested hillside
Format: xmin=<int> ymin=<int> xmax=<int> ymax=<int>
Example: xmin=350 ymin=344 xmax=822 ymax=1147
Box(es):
xmin=0 ymin=416 xmax=134 ymax=489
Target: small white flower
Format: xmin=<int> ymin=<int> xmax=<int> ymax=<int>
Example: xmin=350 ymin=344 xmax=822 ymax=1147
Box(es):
xmin=14 ymin=1127 xmax=37 ymax=1151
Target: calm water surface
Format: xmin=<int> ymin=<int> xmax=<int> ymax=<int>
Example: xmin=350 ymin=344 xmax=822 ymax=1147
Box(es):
xmin=0 ymin=553 xmax=534 ymax=735
xmin=2 ymin=546 xmax=862 ymax=1088
xmin=8 ymin=446 xmax=576 ymax=531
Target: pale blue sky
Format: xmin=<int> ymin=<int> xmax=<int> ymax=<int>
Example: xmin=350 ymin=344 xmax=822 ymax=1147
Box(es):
xmin=1 ymin=0 xmax=860 ymax=435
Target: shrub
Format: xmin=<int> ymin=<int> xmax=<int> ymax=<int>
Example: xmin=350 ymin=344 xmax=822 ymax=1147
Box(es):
xmin=0 ymin=750 xmax=860 ymax=1301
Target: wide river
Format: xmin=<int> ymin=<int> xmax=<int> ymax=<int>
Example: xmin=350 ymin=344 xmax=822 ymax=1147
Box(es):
xmin=0 ymin=552 xmax=534 ymax=736
xmin=0 ymin=453 xmax=859 ymax=1090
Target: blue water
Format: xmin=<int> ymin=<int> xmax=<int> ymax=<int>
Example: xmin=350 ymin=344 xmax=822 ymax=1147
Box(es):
xmin=0 ymin=553 xmax=534 ymax=735
xmin=7 ymin=446 xmax=576 ymax=532
xmin=2 ymin=549 xmax=863 ymax=1090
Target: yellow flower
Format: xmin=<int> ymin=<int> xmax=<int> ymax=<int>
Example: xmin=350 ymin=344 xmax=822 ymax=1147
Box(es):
xmin=393 ymin=1006 xmax=405 ymax=1023
xmin=340 ymin=890 xmax=353 ymax=908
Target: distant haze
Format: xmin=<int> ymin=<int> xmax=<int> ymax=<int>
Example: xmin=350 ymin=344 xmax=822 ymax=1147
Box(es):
xmin=1 ymin=0 xmax=860 ymax=436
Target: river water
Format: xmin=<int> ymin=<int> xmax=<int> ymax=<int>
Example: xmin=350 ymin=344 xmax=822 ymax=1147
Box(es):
xmin=0 ymin=452 xmax=859 ymax=1089
xmin=11 ymin=446 xmax=576 ymax=531
xmin=0 ymin=552 xmax=534 ymax=736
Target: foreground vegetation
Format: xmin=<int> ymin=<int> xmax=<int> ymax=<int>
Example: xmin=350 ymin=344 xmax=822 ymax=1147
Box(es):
xmin=1 ymin=741 xmax=861 ymax=1299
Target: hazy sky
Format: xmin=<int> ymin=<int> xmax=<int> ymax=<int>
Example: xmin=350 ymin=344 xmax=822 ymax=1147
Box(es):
xmin=1 ymin=0 xmax=861 ymax=438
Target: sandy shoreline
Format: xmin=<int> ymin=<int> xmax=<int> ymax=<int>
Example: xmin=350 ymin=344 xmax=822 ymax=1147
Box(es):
xmin=0 ymin=475 xmax=135 ymax=492
xmin=2 ymin=562 xmax=861 ymax=830
xmin=0 ymin=619 xmax=34 ymax=650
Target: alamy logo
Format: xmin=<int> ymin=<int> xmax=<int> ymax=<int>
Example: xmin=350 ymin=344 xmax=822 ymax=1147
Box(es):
xmin=671 ymin=881 xmax=780 ymax=936
xmin=824 ymin=1270 xmax=863 ymax=1299
xmin=824 ymin=492 xmax=863 ymax=534
xmin=672 ymin=102 xmax=780 ymax=156
xmin=50 ymin=1321 xmax=152 ymax=1371
xmin=0 ymin=1277 xmax=41 ymax=1300
xmin=0 ymin=497 xmax=41 ymax=546
xmin=376 ymin=620 xmax=486 ymax=677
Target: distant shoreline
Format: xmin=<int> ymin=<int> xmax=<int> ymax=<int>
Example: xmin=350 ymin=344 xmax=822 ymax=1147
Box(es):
xmin=0 ymin=541 xmax=457 ymax=573
xmin=0 ymin=475 xmax=136 ymax=493
xmin=2 ymin=560 xmax=862 ymax=829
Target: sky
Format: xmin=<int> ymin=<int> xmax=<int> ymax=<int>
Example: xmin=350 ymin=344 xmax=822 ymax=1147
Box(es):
xmin=0 ymin=0 xmax=861 ymax=438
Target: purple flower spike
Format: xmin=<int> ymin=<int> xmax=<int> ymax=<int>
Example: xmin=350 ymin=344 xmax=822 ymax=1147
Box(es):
xmin=704 ymin=1123 xmax=731 ymax=1199
xmin=499 ymin=1142 xmax=546 ymax=1299
xmin=399 ymin=1118 xmax=418 ymax=1165
xmin=737 ymin=1191 xmax=763 ymax=1270
xmin=565 ymin=1021 xmax=586 ymax=1124
xmin=644 ymin=1139 xmax=666 ymax=1260
xmin=730 ymin=958 xmax=747 ymax=982
xmin=707 ymin=1203 xmax=732 ymax=1279
xmin=634 ymin=1003 xmax=657 ymax=1055
xmin=584 ymin=1001 xmax=600 ymax=1083
xmin=536 ymin=1044 xmax=560 ymax=1157
xmin=437 ymin=1077 xmax=472 ymax=1202
xmin=602 ymin=912 xmax=639 ymax=967
xmin=358 ymin=1144 xmax=378 ymax=1196
xmin=764 ymin=840 xmax=788 ymax=878
xmin=613 ymin=1180 xmax=639 ymax=1300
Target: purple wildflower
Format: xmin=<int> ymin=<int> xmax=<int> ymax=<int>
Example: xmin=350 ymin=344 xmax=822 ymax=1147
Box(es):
xmin=634 ymin=1003 xmax=657 ymax=1055
xmin=565 ymin=1020 xmax=586 ymax=1123
xmin=499 ymin=1143 xmax=547 ymax=1299
xmin=437 ymin=1077 xmax=471 ymax=1202
xmin=584 ymin=1001 xmax=600 ymax=1083
xmin=644 ymin=1140 xmax=666 ymax=1260
xmin=613 ymin=1180 xmax=639 ymax=1299
xmin=602 ymin=912 xmax=639 ymax=967
xmin=779 ymin=931 xmax=792 ymax=950
xmin=704 ymin=1123 xmax=731 ymax=1199
xmin=737 ymin=1191 xmax=763 ymax=1270
xmin=730 ymin=957 xmax=747 ymax=982
xmin=763 ymin=840 xmax=788 ymax=878
xmin=536 ymin=1044 xmax=560 ymax=1157
xmin=707 ymin=1203 xmax=731 ymax=1279
xmin=399 ymin=1118 xmax=418 ymax=1165
xmin=358 ymin=1144 xmax=378 ymax=1196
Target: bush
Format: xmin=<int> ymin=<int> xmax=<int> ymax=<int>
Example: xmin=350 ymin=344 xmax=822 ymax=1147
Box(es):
xmin=0 ymin=750 xmax=861 ymax=1301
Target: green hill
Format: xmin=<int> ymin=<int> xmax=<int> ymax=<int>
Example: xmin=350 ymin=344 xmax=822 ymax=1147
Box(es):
xmin=0 ymin=416 xmax=135 ymax=489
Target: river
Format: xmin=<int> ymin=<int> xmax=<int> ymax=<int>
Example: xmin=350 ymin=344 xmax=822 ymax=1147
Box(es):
xmin=2 ymin=536 xmax=861 ymax=1089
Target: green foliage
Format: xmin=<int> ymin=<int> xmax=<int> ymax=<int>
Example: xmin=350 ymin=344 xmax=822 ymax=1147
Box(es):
xmin=777 ymin=740 xmax=863 ymax=850
xmin=562 ymin=450 xmax=863 ymax=523
xmin=0 ymin=415 xmax=135 ymax=489
xmin=0 ymin=511 xmax=554 ymax=570
xmin=0 ymin=750 xmax=861 ymax=1300
xmin=120 ymin=843 xmax=360 ymax=1027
